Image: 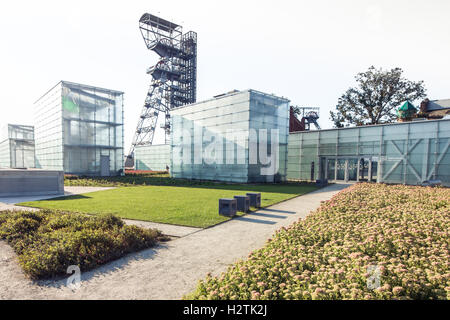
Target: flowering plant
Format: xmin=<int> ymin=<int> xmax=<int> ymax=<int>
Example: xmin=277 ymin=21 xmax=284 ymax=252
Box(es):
xmin=188 ymin=183 xmax=449 ymax=300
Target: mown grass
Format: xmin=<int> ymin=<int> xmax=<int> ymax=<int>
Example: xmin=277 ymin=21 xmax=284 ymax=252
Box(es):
xmin=187 ymin=183 xmax=450 ymax=300
xmin=19 ymin=183 xmax=317 ymax=228
xmin=0 ymin=210 xmax=168 ymax=279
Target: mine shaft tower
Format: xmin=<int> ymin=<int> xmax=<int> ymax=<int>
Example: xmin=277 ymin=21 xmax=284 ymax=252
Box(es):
xmin=128 ymin=13 xmax=197 ymax=163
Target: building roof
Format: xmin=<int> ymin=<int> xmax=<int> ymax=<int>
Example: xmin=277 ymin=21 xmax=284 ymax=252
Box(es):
xmin=289 ymin=118 xmax=450 ymax=135
xmin=170 ymin=89 xmax=290 ymax=112
xmin=427 ymin=108 xmax=450 ymax=118
xmin=427 ymin=99 xmax=450 ymax=111
xmin=61 ymin=81 xmax=124 ymax=95
xmin=398 ymin=101 xmax=417 ymax=111
xmin=34 ymin=81 xmax=124 ymax=104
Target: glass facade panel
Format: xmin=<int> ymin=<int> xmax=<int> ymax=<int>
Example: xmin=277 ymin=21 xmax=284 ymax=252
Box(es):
xmin=135 ymin=144 xmax=171 ymax=171
xmin=34 ymin=81 xmax=124 ymax=175
xmin=170 ymin=90 xmax=289 ymax=183
xmin=287 ymin=119 xmax=450 ymax=186
xmin=0 ymin=139 xmax=11 ymax=168
xmin=0 ymin=124 xmax=35 ymax=168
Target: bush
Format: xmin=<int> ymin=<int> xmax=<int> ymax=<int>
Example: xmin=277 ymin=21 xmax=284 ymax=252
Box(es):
xmin=187 ymin=183 xmax=450 ymax=300
xmin=0 ymin=210 xmax=167 ymax=279
xmin=63 ymin=173 xmax=215 ymax=187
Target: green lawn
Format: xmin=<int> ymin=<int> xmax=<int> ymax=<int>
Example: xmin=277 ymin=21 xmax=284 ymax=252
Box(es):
xmin=19 ymin=184 xmax=317 ymax=228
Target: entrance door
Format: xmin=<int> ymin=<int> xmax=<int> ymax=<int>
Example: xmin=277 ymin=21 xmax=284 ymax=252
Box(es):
xmin=319 ymin=157 xmax=326 ymax=180
xmin=327 ymin=158 xmax=336 ymax=180
xmin=334 ymin=158 xmax=359 ymax=182
xmin=370 ymin=160 xmax=378 ymax=182
xmin=336 ymin=159 xmax=346 ymax=180
xmin=359 ymin=158 xmax=370 ymax=181
xmin=100 ymin=155 xmax=110 ymax=177
xmin=348 ymin=159 xmax=358 ymax=181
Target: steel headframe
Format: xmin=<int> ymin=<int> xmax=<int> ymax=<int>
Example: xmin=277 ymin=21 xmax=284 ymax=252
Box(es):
xmin=294 ymin=106 xmax=321 ymax=130
xmin=127 ymin=13 xmax=197 ymax=161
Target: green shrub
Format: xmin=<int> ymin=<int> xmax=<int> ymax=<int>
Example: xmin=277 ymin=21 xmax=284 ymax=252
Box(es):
xmin=0 ymin=210 xmax=167 ymax=279
xmin=63 ymin=173 xmax=211 ymax=187
xmin=64 ymin=173 xmax=315 ymax=189
xmin=187 ymin=183 xmax=450 ymax=300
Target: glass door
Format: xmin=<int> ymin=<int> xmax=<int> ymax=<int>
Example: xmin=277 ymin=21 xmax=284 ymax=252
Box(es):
xmin=359 ymin=158 xmax=370 ymax=181
xmin=327 ymin=158 xmax=336 ymax=180
xmin=348 ymin=158 xmax=358 ymax=181
xmin=370 ymin=160 xmax=378 ymax=182
xmin=336 ymin=159 xmax=346 ymax=180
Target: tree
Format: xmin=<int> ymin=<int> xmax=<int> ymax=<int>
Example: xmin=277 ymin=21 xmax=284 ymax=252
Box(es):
xmin=330 ymin=66 xmax=426 ymax=127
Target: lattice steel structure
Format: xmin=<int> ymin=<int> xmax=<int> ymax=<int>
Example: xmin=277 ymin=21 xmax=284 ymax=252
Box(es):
xmin=294 ymin=106 xmax=321 ymax=130
xmin=128 ymin=13 xmax=197 ymax=163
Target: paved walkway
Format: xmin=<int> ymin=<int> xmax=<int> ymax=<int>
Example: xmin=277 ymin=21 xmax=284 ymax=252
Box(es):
xmin=0 ymin=183 xmax=350 ymax=300
xmin=123 ymin=219 xmax=201 ymax=238
xmin=0 ymin=187 xmax=115 ymax=210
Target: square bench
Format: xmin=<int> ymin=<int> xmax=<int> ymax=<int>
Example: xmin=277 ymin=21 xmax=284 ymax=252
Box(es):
xmin=219 ymin=198 xmax=237 ymax=217
xmin=234 ymin=195 xmax=250 ymax=212
xmin=246 ymin=192 xmax=261 ymax=208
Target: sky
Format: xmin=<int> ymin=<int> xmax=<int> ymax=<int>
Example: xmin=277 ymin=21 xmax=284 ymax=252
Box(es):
xmin=0 ymin=0 xmax=449 ymax=151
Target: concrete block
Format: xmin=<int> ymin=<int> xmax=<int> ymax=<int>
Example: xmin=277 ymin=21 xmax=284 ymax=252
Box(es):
xmin=219 ymin=198 xmax=237 ymax=217
xmin=246 ymin=192 xmax=261 ymax=208
xmin=0 ymin=169 xmax=64 ymax=197
xmin=234 ymin=195 xmax=250 ymax=212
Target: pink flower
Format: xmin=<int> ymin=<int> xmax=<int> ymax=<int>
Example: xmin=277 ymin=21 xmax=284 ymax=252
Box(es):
xmin=257 ymin=281 xmax=266 ymax=287
xmin=251 ymin=292 xmax=261 ymax=299
xmin=392 ymin=286 xmax=403 ymax=295
xmin=264 ymin=289 xmax=272 ymax=296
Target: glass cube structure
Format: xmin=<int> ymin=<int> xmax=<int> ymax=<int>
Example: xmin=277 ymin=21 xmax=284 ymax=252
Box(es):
xmin=170 ymin=90 xmax=289 ymax=183
xmin=287 ymin=119 xmax=450 ymax=186
xmin=0 ymin=124 xmax=35 ymax=168
xmin=34 ymin=81 xmax=124 ymax=176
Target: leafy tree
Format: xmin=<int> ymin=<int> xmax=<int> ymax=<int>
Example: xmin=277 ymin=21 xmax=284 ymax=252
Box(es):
xmin=330 ymin=66 xmax=426 ymax=127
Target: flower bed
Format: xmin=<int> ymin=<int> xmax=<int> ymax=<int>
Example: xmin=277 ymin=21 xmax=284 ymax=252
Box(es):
xmin=0 ymin=210 xmax=168 ymax=279
xmin=188 ymin=183 xmax=450 ymax=300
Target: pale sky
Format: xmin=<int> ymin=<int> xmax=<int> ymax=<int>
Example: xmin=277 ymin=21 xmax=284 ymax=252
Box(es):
xmin=0 ymin=0 xmax=449 ymax=152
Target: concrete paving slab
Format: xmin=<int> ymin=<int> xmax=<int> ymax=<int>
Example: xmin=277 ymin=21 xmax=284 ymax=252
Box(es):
xmin=122 ymin=219 xmax=201 ymax=238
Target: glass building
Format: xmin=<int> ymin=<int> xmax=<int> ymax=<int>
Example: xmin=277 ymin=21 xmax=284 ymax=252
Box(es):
xmin=135 ymin=144 xmax=170 ymax=171
xmin=287 ymin=119 xmax=450 ymax=186
xmin=0 ymin=124 xmax=35 ymax=168
xmin=34 ymin=81 xmax=124 ymax=176
xmin=170 ymin=90 xmax=289 ymax=183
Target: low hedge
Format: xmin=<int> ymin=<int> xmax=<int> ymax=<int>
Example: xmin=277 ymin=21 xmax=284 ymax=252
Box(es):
xmin=64 ymin=173 xmax=218 ymax=187
xmin=187 ymin=183 xmax=450 ymax=300
xmin=0 ymin=210 xmax=168 ymax=279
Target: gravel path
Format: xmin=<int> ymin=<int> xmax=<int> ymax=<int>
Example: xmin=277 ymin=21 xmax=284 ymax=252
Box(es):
xmin=0 ymin=183 xmax=349 ymax=300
